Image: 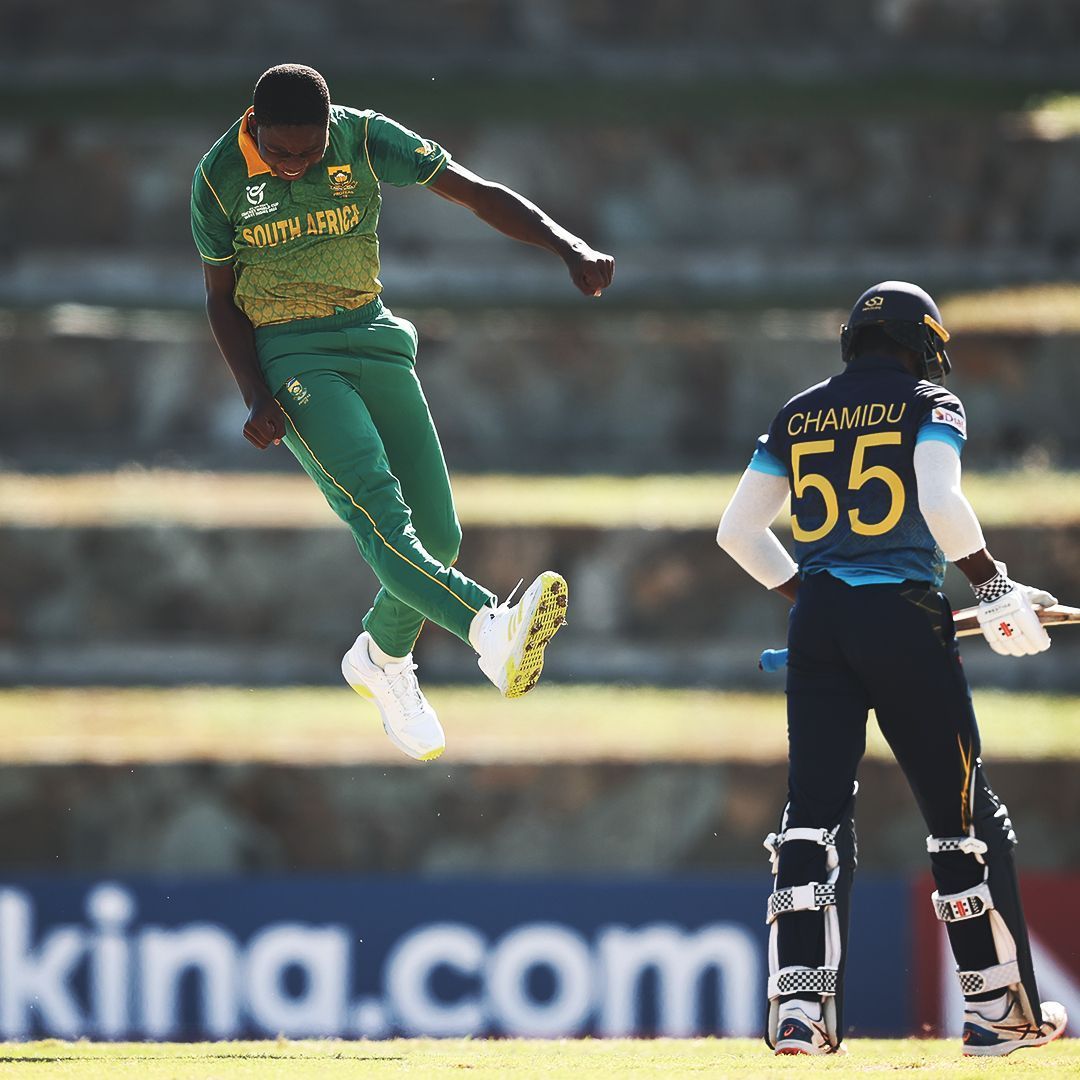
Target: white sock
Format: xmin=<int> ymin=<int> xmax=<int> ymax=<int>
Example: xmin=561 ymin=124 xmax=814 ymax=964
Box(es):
xmin=780 ymin=998 xmax=822 ymax=1021
xmin=468 ymin=607 xmax=493 ymax=653
xmin=968 ymin=992 xmax=1010 ymax=1021
xmin=367 ymin=636 xmax=408 ymax=669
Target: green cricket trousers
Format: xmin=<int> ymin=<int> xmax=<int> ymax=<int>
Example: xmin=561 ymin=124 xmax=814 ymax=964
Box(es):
xmin=255 ymin=299 xmax=495 ymax=657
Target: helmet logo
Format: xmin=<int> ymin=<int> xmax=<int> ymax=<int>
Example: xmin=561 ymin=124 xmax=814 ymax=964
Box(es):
xmin=862 ymin=296 xmax=885 ymax=310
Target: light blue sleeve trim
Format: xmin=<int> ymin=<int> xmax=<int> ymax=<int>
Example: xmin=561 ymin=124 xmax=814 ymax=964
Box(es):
xmin=916 ymin=424 xmax=965 ymax=455
xmin=748 ymin=445 xmax=787 ymax=476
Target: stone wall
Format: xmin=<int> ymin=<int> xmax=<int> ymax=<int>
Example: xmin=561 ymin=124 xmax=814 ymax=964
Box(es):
xmin=1 ymin=759 xmax=1076 ymax=875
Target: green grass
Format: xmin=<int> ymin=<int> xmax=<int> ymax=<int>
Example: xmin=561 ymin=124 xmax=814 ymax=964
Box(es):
xmin=0 ymin=1038 xmax=1075 ymax=1078
xmin=1 ymin=686 xmax=1077 ymax=765
xmin=2 ymin=469 xmax=1079 ymax=529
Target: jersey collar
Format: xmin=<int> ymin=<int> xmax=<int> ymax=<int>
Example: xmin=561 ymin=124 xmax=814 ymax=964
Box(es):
xmin=237 ymin=108 xmax=272 ymax=178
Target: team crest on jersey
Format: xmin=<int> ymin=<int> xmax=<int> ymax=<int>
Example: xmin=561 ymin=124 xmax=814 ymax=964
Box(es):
xmin=285 ymin=377 xmax=311 ymax=406
xmin=327 ymin=164 xmax=357 ymax=198
xmin=931 ymin=405 xmax=966 ymax=437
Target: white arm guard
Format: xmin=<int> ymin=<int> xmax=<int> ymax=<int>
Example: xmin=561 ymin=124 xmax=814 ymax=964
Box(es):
xmin=914 ymin=439 xmax=986 ymax=562
xmin=716 ymin=468 xmax=797 ymax=590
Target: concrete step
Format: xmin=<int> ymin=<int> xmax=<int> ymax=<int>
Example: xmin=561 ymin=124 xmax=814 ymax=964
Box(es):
xmin=3 ymin=519 xmax=1078 ymax=689
xmin=5 ymin=305 xmax=1080 ymax=472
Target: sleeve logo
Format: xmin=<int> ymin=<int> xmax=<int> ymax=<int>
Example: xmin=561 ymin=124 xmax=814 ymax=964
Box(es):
xmin=327 ymin=164 xmax=358 ymax=198
xmin=932 ymin=405 xmax=966 ymax=437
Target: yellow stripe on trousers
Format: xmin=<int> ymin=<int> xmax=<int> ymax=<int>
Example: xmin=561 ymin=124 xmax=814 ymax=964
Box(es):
xmin=277 ymin=405 xmax=480 ymax=615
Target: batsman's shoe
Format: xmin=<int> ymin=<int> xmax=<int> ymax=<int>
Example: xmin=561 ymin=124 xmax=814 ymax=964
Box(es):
xmin=341 ymin=632 xmax=444 ymax=761
xmin=471 ymin=571 xmax=568 ymax=698
xmin=962 ymin=993 xmax=1067 ymax=1057
xmin=774 ymin=1000 xmax=834 ymax=1056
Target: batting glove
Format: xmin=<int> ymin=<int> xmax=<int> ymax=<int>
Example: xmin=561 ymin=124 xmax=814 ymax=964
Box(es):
xmin=973 ymin=569 xmax=1056 ymax=657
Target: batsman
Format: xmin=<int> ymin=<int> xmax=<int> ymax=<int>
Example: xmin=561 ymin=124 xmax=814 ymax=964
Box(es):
xmin=191 ymin=65 xmax=613 ymax=761
xmin=716 ymin=282 xmax=1067 ymax=1056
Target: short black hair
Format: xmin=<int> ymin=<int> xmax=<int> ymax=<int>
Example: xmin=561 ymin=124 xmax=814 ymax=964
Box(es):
xmin=253 ymin=64 xmax=330 ymax=127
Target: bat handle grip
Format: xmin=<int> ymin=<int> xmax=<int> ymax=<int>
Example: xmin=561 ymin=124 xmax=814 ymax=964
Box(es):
xmin=759 ymin=648 xmax=789 ymax=673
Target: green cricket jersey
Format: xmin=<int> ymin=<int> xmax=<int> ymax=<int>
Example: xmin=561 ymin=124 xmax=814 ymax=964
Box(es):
xmin=191 ymin=105 xmax=449 ymax=328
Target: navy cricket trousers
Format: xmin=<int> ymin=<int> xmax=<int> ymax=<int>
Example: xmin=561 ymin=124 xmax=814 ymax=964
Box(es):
xmin=777 ymin=571 xmax=1024 ymax=995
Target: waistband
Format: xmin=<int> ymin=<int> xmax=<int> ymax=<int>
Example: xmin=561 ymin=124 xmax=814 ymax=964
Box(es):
xmin=254 ymin=296 xmax=384 ymax=344
xmin=802 ymin=570 xmax=935 ymax=591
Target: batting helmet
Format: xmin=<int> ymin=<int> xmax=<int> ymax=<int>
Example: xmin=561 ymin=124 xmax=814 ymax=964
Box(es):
xmin=840 ymin=280 xmax=952 ymax=383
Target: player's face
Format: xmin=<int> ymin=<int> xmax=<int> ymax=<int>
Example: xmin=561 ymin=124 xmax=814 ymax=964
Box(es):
xmin=253 ymin=121 xmax=329 ymax=181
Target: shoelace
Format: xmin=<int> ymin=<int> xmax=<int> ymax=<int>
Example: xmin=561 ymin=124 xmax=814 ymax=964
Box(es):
xmin=484 ymin=578 xmax=524 ymax=622
xmin=383 ymin=661 xmax=426 ymax=719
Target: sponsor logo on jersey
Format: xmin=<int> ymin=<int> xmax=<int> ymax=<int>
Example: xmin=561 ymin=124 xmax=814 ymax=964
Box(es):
xmin=327 ymin=164 xmax=358 ymax=198
xmin=285 ymin=377 xmax=311 ymax=406
xmin=931 ymin=405 xmax=966 ymax=438
xmin=414 ymin=140 xmax=436 ymax=157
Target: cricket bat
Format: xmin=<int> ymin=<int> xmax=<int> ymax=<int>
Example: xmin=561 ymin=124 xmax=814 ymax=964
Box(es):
xmin=951 ymin=602 xmax=1080 ymax=638
xmin=759 ymin=603 xmax=1080 ymax=671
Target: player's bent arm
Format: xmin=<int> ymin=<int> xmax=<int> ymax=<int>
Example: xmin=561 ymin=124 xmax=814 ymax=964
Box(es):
xmin=914 ymin=440 xmax=1054 ymax=655
xmin=428 ymin=161 xmax=614 ymax=297
xmin=202 ymin=264 xmax=284 ymax=450
xmin=914 ymin=440 xmax=986 ymax=564
xmin=716 ymin=468 xmax=799 ymax=599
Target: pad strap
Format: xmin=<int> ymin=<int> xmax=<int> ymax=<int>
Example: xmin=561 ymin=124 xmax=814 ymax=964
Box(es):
xmin=926 ymin=835 xmax=988 ymax=856
xmin=764 ymin=826 xmax=837 ymax=856
xmin=768 ymin=966 xmax=838 ymax=999
xmin=957 ymin=960 xmax=1021 ymax=996
xmin=766 ymin=882 xmax=836 ymax=924
xmin=932 ymin=881 xmax=994 ymax=922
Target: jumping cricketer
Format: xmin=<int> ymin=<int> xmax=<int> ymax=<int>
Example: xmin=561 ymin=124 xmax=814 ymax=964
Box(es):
xmin=191 ymin=64 xmax=614 ymax=761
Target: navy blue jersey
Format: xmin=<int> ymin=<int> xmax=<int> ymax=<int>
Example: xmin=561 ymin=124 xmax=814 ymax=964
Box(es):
xmin=749 ymin=355 xmax=967 ymax=587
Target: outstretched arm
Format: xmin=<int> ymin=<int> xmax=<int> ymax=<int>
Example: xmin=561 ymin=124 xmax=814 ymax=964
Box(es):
xmin=203 ymin=263 xmax=285 ymax=450
xmin=428 ymin=161 xmax=614 ymax=298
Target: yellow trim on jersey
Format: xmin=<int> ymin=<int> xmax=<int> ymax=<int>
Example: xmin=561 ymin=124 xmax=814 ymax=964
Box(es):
xmin=238 ymin=108 xmax=273 ymax=178
xmin=197 ymin=248 xmax=235 ymax=263
xmin=199 ymin=163 xmax=229 ymax=217
xmin=276 ymin=403 xmax=480 ymax=616
xmin=363 ymin=114 xmax=379 ymax=183
xmin=417 ymin=152 xmax=448 ymax=186
xmin=958 ymin=734 xmax=976 ymax=832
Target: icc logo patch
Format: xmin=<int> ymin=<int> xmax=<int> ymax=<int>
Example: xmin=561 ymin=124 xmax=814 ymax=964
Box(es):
xmin=285 ymin=377 xmax=311 ymax=406
xmin=327 ymin=164 xmax=357 ymax=198
xmin=246 ymin=183 xmax=266 ymax=206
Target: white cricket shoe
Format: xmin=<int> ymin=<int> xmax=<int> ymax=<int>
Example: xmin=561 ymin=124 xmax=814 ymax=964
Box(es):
xmin=470 ymin=571 xmax=568 ymax=698
xmin=962 ymin=992 xmax=1067 ymax=1056
xmin=341 ymin=632 xmax=445 ymax=761
xmin=773 ymin=1000 xmax=835 ymax=1056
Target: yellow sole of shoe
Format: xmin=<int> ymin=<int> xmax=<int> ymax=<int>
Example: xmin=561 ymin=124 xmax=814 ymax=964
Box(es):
xmin=504 ymin=572 xmax=568 ymax=699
